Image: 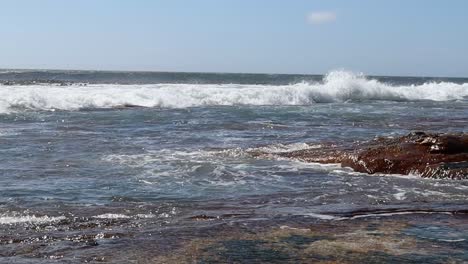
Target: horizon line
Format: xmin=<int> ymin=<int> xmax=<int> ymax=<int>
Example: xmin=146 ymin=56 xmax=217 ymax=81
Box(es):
xmin=1 ymin=67 xmax=467 ymax=80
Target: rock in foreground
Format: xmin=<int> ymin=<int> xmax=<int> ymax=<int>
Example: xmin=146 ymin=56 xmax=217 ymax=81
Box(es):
xmin=253 ymin=132 xmax=468 ymax=179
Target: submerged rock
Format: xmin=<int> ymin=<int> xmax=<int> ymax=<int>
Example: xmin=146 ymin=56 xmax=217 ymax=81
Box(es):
xmin=254 ymin=132 xmax=468 ymax=179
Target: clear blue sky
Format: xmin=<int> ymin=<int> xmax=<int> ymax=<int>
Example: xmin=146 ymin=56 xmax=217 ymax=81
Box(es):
xmin=1 ymin=0 xmax=467 ymax=77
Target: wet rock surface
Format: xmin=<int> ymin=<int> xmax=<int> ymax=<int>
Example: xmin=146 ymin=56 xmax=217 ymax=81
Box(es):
xmin=3 ymin=210 xmax=468 ymax=263
xmin=253 ymin=132 xmax=468 ymax=179
xmin=152 ymin=213 xmax=468 ymax=264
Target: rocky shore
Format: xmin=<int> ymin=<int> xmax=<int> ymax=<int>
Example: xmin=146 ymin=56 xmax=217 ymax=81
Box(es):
xmin=252 ymin=132 xmax=468 ymax=179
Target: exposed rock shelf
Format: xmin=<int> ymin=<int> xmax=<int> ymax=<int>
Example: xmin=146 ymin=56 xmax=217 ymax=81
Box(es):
xmin=252 ymin=132 xmax=468 ymax=179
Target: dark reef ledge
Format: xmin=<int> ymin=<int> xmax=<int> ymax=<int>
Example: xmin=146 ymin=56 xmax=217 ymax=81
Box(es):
xmin=252 ymin=132 xmax=468 ymax=179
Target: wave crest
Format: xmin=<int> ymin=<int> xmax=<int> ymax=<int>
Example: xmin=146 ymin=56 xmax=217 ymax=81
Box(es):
xmin=0 ymin=71 xmax=466 ymax=113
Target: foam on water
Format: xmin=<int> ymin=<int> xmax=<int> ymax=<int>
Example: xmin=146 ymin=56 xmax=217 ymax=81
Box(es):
xmin=0 ymin=214 xmax=66 ymax=225
xmin=93 ymin=213 xmax=158 ymax=220
xmin=103 ymin=149 xmax=255 ymax=190
xmin=247 ymin=142 xmax=321 ymax=154
xmin=0 ymin=71 xmax=466 ymax=113
xmin=93 ymin=214 xmax=131 ymax=219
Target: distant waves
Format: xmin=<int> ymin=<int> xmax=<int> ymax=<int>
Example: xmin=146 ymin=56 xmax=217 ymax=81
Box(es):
xmin=0 ymin=71 xmax=467 ymax=113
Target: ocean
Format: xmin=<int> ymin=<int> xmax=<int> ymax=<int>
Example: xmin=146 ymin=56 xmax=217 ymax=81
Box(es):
xmin=1 ymin=69 xmax=468 ymax=263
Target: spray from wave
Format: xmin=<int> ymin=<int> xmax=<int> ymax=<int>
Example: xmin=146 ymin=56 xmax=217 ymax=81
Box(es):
xmin=0 ymin=71 xmax=466 ymax=113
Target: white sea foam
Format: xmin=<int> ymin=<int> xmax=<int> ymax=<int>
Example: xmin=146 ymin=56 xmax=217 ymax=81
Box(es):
xmin=93 ymin=213 xmax=131 ymax=219
xmin=305 ymin=212 xmax=340 ymax=220
xmin=0 ymin=71 xmax=466 ymax=113
xmin=0 ymin=214 xmax=66 ymax=225
xmin=342 ymin=211 xmax=453 ymax=220
xmin=0 ymin=128 xmax=18 ymax=137
xmin=247 ymin=143 xmax=321 ymax=154
xmin=136 ymin=213 xmax=156 ymax=219
xmin=103 ymin=149 xmax=252 ymax=188
xmin=303 ymin=210 xmax=454 ymax=221
xmin=92 ymin=213 xmax=156 ymax=219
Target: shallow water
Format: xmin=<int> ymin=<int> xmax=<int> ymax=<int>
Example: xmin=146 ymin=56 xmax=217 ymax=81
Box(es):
xmin=0 ymin=70 xmax=467 ymax=263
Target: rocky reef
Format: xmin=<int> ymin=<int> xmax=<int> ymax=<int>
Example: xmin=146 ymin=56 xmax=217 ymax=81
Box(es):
xmin=252 ymin=132 xmax=468 ymax=179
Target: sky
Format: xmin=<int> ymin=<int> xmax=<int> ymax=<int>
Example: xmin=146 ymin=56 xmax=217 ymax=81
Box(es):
xmin=1 ymin=0 xmax=467 ymax=77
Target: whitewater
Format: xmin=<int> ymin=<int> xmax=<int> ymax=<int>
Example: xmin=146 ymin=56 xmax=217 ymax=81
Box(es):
xmin=0 ymin=71 xmax=467 ymax=113
xmin=1 ymin=69 xmax=468 ymax=263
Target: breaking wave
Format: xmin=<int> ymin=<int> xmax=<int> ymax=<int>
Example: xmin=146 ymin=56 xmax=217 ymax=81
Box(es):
xmin=0 ymin=71 xmax=467 ymax=113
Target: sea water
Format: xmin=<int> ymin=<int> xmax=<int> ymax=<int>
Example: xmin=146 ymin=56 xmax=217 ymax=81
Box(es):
xmin=0 ymin=70 xmax=467 ymax=263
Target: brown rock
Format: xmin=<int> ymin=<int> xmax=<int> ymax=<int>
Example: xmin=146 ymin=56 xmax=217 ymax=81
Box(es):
xmin=253 ymin=132 xmax=468 ymax=179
